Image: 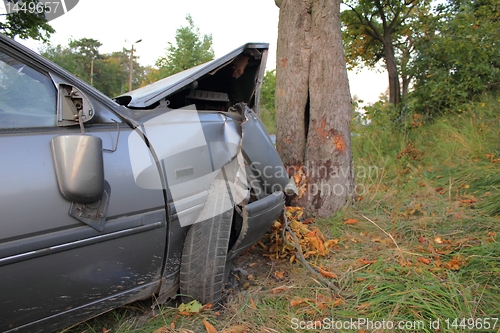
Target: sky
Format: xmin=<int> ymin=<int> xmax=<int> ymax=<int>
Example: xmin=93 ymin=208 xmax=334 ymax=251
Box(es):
xmin=1 ymin=0 xmax=388 ymax=103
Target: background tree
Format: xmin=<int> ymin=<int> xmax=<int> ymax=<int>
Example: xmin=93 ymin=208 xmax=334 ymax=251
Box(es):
xmin=275 ymin=0 xmax=354 ymax=217
xmin=259 ymin=69 xmax=277 ymax=133
xmin=341 ymin=0 xmax=432 ymax=105
xmin=41 ymin=38 xmax=145 ymax=97
xmin=1 ymin=0 xmax=54 ymax=41
xmin=146 ymin=15 xmax=214 ymax=83
xmin=409 ymin=0 xmax=500 ymax=115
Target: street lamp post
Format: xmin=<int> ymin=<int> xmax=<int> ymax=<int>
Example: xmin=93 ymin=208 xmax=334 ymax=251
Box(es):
xmin=126 ymin=39 xmax=142 ymax=92
xmin=90 ymin=55 xmax=96 ymax=86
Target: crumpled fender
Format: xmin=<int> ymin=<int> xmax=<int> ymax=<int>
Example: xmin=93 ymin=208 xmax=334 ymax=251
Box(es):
xmin=237 ymin=103 xmax=291 ymax=196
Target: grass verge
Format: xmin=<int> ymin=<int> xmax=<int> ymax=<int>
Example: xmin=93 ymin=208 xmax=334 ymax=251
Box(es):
xmin=62 ymin=96 xmax=499 ymax=333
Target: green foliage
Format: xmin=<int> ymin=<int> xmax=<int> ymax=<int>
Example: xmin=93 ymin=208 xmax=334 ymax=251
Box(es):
xmin=148 ymin=15 xmax=214 ymax=82
xmin=260 ymin=69 xmax=276 ymax=134
xmin=0 ymin=0 xmax=54 ymax=42
xmin=410 ymin=0 xmax=500 ymax=115
xmin=341 ymin=0 xmax=432 ymax=104
xmin=354 ymin=93 xmax=500 ymax=217
xmin=41 ymin=39 xmax=145 ymax=97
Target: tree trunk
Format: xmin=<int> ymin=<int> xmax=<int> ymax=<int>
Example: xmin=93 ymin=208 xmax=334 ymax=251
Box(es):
xmin=275 ymin=0 xmax=354 ymax=218
xmin=383 ymin=35 xmax=401 ymax=105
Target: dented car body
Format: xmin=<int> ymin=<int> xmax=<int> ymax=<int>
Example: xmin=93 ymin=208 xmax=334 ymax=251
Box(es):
xmin=0 ymin=34 xmax=290 ymax=332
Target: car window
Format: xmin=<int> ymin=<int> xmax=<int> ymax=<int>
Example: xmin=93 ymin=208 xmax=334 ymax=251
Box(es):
xmin=0 ymin=51 xmax=57 ymax=129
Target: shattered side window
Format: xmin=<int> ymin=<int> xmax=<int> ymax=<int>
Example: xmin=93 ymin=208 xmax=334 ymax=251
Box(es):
xmin=0 ymin=51 xmax=57 ymax=129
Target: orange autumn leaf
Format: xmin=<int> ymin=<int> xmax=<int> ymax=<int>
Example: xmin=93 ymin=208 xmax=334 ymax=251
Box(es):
xmin=303 ymin=217 xmax=315 ymax=225
xmin=358 ymin=258 xmax=376 ymax=265
xmin=357 ymin=302 xmax=371 ymax=311
xmin=306 ymin=230 xmax=326 ymax=255
xmin=203 ymin=319 xmax=217 ymax=333
xmin=286 ymin=206 xmax=303 ymax=213
xmin=316 ymin=265 xmax=338 ymax=279
xmin=270 ymin=285 xmax=289 ymax=294
xmin=445 ymin=256 xmax=464 ymax=270
xmin=221 ymin=325 xmax=250 ymax=333
xmin=418 ymin=257 xmax=432 ymax=265
xmin=344 ymin=219 xmax=359 ymax=225
xmin=202 ymin=303 xmax=213 ymax=310
xmin=333 ymin=298 xmax=345 ymax=307
xmin=152 ymin=327 xmax=167 ymax=333
xmin=249 ymin=298 xmax=257 ymax=309
xmin=290 ymin=298 xmax=312 ymax=307
xmin=274 ymin=270 xmax=285 ymax=279
xmin=324 ymin=239 xmax=339 ymax=249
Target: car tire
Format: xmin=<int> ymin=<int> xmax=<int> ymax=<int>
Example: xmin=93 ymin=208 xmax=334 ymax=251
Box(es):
xmin=180 ymin=172 xmax=234 ymax=305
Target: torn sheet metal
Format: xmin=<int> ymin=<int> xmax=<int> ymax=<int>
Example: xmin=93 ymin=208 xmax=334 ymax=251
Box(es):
xmin=128 ymin=106 xmax=247 ymax=227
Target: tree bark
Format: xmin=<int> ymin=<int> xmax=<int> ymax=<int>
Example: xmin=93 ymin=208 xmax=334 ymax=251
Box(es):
xmin=275 ymin=0 xmax=354 ymax=218
xmin=383 ymin=34 xmax=401 ymax=105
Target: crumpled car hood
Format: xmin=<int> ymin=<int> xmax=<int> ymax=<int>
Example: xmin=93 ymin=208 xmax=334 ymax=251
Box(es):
xmin=115 ymin=43 xmax=268 ymax=111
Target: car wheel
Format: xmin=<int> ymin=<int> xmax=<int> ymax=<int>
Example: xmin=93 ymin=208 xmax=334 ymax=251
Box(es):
xmin=180 ymin=172 xmax=234 ymax=304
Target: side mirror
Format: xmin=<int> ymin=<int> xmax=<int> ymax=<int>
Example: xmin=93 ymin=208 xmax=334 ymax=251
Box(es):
xmin=51 ymin=135 xmax=104 ymax=204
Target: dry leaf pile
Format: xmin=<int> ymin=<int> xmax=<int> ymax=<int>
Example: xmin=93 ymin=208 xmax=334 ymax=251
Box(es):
xmin=258 ymin=206 xmax=339 ymax=264
xmin=255 ymin=206 xmax=343 ymax=282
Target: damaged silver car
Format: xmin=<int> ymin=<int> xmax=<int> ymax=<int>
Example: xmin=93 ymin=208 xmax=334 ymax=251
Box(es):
xmin=0 ymin=34 xmax=293 ymax=332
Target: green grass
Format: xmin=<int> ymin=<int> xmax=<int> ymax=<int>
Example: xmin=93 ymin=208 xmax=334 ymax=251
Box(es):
xmin=63 ymin=95 xmax=500 ymax=332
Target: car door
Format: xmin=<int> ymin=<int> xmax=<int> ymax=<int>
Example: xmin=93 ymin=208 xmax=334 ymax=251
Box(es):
xmin=0 ymin=47 xmax=167 ymax=332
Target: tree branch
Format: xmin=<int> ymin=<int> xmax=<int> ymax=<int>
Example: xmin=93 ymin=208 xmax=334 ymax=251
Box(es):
xmin=374 ymin=0 xmax=387 ymax=29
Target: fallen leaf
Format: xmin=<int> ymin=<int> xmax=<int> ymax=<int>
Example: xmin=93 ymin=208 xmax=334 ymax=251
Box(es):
xmin=324 ymin=239 xmax=339 ymax=249
xmin=444 ymin=256 xmax=464 ymax=271
xmin=178 ymin=300 xmax=203 ymax=315
xmin=357 ymin=302 xmax=370 ymax=311
xmin=274 ymin=271 xmax=285 ymax=279
xmin=306 ymin=230 xmax=326 ymax=255
xmin=102 ymin=328 xmax=110 ymax=333
xmin=344 ymin=218 xmax=359 ymax=225
xmin=418 ymin=257 xmax=432 ymax=265
xmin=203 ymin=319 xmax=217 ymax=333
xmin=153 ymin=327 xmax=168 ymax=333
xmin=221 ymin=325 xmax=250 ymax=333
xmin=271 ymin=285 xmax=289 ymax=294
xmin=304 ymin=250 xmax=318 ymax=257
xmin=248 ymin=262 xmax=257 ymax=268
xmin=249 ymin=298 xmax=257 ymax=309
xmin=303 ymin=217 xmax=315 ymax=225
xmin=358 ymin=258 xmax=376 ymax=265
xmin=333 ymin=298 xmax=345 ymax=307
xmin=286 ymin=206 xmax=303 ymax=213
xmin=315 ymin=265 xmax=338 ymax=279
